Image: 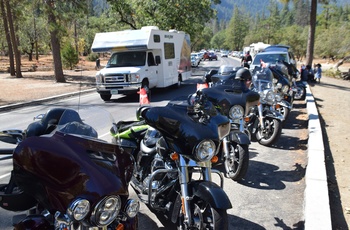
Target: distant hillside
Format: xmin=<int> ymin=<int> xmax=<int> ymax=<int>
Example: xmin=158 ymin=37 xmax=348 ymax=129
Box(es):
xmin=214 ymin=0 xmax=349 ymax=22
xmin=214 ymin=0 xmax=272 ymax=21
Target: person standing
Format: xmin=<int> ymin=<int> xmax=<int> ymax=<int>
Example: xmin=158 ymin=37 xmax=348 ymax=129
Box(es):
xmin=315 ymin=63 xmax=322 ymax=83
xmin=241 ymin=51 xmax=252 ymax=68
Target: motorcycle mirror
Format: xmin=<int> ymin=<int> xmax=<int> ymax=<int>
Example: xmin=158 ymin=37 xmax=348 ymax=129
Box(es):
xmin=33 ymin=114 xmax=45 ymax=121
xmin=0 ymin=130 xmax=23 ymax=144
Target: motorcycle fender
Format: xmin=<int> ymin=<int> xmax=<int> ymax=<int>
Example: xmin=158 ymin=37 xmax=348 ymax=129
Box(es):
xmin=264 ymin=109 xmax=284 ymax=121
xmin=171 ymin=181 xmax=232 ymax=223
xmin=278 ymin=100 xmax=292 ymax=109
xmin=229 ymin=130 xmax=250 ymax=145
xmin=296 ymin=81 xmax=306 ymax=88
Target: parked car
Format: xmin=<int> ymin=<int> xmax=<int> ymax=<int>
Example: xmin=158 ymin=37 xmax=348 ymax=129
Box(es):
xmin=210 ymin=65 xmax=243 ymax=86
xmin=208 ymin=52 xmax=218 ymax=61
xmin=250 ymin=45 xmax=296 ymax=71
xmin=191 ymin=54 xmax=200 ymax=67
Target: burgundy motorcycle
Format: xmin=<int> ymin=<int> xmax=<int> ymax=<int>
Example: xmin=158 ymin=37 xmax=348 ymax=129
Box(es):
xmin=0 ymin=107 xmax=139 ymax=230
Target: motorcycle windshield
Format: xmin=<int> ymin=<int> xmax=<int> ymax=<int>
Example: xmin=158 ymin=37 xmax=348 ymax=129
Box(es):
xmin=56 ymin=107 xmax=114 ymax=142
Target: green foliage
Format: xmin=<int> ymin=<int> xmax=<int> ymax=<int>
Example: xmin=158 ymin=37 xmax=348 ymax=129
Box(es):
xmin=106 ymin=0 xmax=218 ymax=46
xmin=61 ymin=43 xmax=79 ymax=70
xmin=211 ymin=30 xmax=227 ymax=50
xmin=225 ymin=6 xmax=249 ymax=51
xmin=87 ymin=52 xmax=99 ymax=61
xmin=324 ymin=68 xmax=342 ymax=78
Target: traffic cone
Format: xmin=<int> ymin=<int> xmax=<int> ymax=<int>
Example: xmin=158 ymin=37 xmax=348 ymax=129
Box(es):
xmin=197 ymin=83 xmax=208 ymax=90
xmin=138 ymin=87 xmax=150 ymax=105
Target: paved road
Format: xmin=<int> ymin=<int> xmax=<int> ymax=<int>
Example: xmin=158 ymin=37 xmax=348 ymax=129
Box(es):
xmin=0 ymin=56 xmax=310 ymax=229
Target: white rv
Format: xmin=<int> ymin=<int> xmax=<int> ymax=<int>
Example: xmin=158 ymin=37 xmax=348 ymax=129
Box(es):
xmin=91 ymin=26 xmax=192 ymax=101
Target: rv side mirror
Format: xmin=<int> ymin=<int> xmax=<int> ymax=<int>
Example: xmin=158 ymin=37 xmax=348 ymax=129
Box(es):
xmin=155 ymin=56 xmax=161 ymax=65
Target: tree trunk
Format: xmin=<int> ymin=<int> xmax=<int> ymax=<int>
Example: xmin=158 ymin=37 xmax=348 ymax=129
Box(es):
xmin=46 ymin=0 xmax=65 ymax=83
xmin=0 ymin=0 xmax=15 ymax=76
xmin=305 ymin=0 xmax=317 ymax=67
xmin=334 ymin=56 xmax=350 ymax=69
xmin=5 ymin=0 xmax=22 ymax=78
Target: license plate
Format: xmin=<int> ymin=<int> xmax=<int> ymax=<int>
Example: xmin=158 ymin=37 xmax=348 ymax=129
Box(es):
xmin=111 ymin=89 xmax=118 ymax=95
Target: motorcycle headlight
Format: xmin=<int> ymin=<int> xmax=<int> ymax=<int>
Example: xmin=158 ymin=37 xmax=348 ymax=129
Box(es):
xmin=282 ymin=85 xmax=290 ymax=94
xmin=266 ymin=90 xmax=275 ymax=102
xmin=194 ymin=140 xmax=216 ymax=162
xmin=275 ymin=94 xmax=282 ymax=102
xmin=124 ymin=199 xmax=140 ymax=218
xmin=229 ymin=105 xmax=244 ymax=120
xmin=91 ymin=196 xmax=121 ymax=226
xmin=67 ymin=198 xmax=90 ymax=221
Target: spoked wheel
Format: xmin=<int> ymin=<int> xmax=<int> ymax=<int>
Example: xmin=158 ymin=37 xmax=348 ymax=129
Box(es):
xmin=256 ymin=118 xmax=282 ymax=146
xmin=277 ymin=106 xmax=290 ymax=123
xmin=225 ymin=144 xmax=249 ymax=181
xmin=176 ymin=198 xmax=228 ymax=230
xmin=293 ymin=86 xmax=306 ymax=100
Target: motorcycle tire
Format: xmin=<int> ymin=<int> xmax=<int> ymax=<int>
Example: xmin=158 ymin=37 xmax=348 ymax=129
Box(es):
xmin=176 ymin=198 xmax=228 ymax=230
xmin=294 ymin=86 xmax=306 ymax=100
xmin=225 ymin=144 xmax=249 ymax=181
xmin=278 ymin=107 xmax=290 ymax=124
xmin=256 ymin=118 xmax=282 ymax=146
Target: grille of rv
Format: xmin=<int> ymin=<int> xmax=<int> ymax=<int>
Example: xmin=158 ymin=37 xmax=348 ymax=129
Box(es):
xmin=103 ymin=74 xmax=130 ymax=85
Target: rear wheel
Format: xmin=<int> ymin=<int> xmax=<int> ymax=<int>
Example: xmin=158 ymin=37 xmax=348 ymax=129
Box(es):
xmin=225 ymin=144 xmax=249 ymax=181
xmin=176 ymin=198 xmax=228 ymax=230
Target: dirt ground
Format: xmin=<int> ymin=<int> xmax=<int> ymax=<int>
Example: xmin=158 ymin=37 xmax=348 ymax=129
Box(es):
xmin=0 ymin=55 xmax=349 ymax=228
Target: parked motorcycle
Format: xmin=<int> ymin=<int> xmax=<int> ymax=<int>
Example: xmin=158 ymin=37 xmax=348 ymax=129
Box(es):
xmin=0 ymin=107 xmax=139 ymax=230
xmin=267 ymin=64 xmax=294 ymax=122
xmin=111 ymin=91 xmax=232 ymax=229
xmin=197 ymin=73 xmax=260 ymax=181
xmin=249 ymin=66 xmax=284 ymax=146
xmin=280 ymin=60 xmax=306 ymax=101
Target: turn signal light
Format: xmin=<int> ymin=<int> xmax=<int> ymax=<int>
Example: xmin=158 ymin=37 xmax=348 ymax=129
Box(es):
xmin=170 ymin=152 xmax=179 ymax=161
xmin=211 ymin=155 xmax=219 ymax=163
xmin=244 ymin=116 xmax=250 ymax=122
xmin=115 ymin=223 xmax=124 ymax=230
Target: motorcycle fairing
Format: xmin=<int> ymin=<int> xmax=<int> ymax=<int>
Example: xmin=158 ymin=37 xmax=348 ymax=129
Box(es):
xmin=141 ymin=101 xmax=229 ymax=156
xmin=12 ymin=132 xmax=134 ymax=213
xmin=202 ymin=86 xmax=260 ymax=117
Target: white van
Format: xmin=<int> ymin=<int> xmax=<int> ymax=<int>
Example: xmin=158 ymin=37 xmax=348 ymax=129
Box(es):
xmin=91 ymin=26 xmax=192 ymax=101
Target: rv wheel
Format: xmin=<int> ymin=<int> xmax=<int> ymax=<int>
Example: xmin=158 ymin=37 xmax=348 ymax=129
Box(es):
xmin=100 ymin=94 xmax=111 ymax=101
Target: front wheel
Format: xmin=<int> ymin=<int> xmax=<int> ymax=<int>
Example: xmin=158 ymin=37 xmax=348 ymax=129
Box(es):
xmin=277 ymin=106 xmax=290 ymax=123
xmin=176 ymin=198 xmax=228 ymax=230
xmin=294 ymin=86 xmax=306 ymax=100
xmin=256 ymin=118 xmax=282 ymax=146
xmin=225 ymin=144 xmax=249 ymax=181
xmin=100 ymin=93 xmax=111 ymax=101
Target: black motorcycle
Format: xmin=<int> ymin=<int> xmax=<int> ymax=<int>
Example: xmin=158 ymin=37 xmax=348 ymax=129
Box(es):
xmin=111 ymin=92 xmax=232 ymax=229
xmin=0 ymin=107 xmax=139 ymax=230
xmin=198 ymin=78 xmax=260 ymax=181
xmin=249 ymin=66 xmax=284 ymax=146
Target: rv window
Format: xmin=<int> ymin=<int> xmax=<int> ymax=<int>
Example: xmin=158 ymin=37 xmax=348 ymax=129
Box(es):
xmin=107 ymin=52 xmax=146 ymax=67
xmin=154 ymin=35 xmax=160 ymax=43
xmin=164 ymin=43 xmax=175 ymax=59
xmin=147 ymin=52 xmax=156 ymax=66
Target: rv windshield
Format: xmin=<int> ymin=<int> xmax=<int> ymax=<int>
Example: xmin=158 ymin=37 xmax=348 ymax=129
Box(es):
xmin=107 ymin=51 xmax=146 ymax=67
